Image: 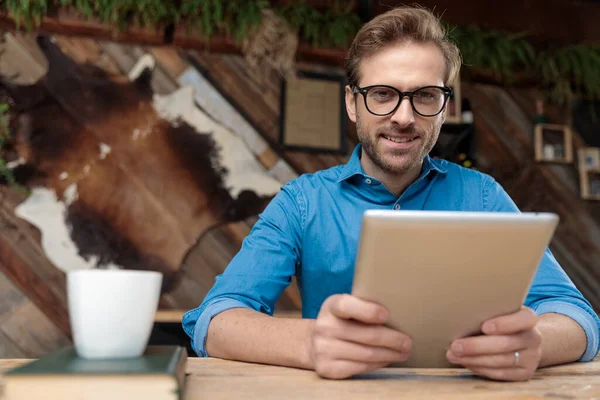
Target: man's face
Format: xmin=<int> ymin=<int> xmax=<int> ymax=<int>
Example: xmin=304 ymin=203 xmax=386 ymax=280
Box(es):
xmin=345 ymin=41 xmax=447 ymax=176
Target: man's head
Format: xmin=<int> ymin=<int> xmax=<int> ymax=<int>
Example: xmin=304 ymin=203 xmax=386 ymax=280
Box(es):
xmin=344 ymin=6 xmax=462 ymax=178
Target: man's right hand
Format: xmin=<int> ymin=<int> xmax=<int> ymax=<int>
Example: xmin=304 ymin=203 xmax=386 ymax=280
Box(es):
xmin=311 ymin=294 xmax=412 ymax=379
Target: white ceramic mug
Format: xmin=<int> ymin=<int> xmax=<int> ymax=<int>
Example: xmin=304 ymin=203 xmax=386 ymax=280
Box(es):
xmin=67 ymin=269 xmax=163 ymax=359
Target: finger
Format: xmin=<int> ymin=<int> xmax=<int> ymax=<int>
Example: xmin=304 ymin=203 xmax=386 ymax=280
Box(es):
xmin=314 ymin=337 xmax=410 ymax=364
xmin=468 ymin=366 xmax=536 ymax=382
xmin=316 ymin=360 xmax=389 ymax=380
xmin=450 ymin=330 xmax=539 ymax=357
xmin=446 ymin=349 xmax=531 ymax=369
xmin=482 ymin=307 xmax=538 ymax=335
xmin=315 ymin=317 xmax=411 ymax=352
xmin=324 ymin=294 xmax=388 ymax=324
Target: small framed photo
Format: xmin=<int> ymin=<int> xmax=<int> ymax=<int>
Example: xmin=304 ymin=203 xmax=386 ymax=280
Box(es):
xmin=279 ymin=71 xmax=347 ymax=154
xmin=578 ymin=147 xmax=600 ymax=200
xmin=534 ymin=123 xmax=573 ymax=163
xmin=444 ymin=77 xmax=462 ymax=124
xmin=581 ymin=170 xmax=600 ymax=200
xmin=578 ymin=147 xmax=600 ymax=170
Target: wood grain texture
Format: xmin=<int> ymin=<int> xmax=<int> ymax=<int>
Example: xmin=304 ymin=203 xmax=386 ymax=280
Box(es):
xmin=0 ymin=331 xmax=27 ymax=359
xmin=464 ymin=82 xmax=600 ymax=313
xmin=180 ymin=358 xmax=600 ymax=400
xmin=2 ymin=358 xmax=598 ymax=399
xmin=0 ymin=188 xmax=70 ymax=335
xmin=0 ymin=302 xmax=70 ymax=358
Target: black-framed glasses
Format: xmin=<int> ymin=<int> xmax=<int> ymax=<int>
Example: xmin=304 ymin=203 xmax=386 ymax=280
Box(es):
xmin=352 ymin=85 xmax=453 ymax=117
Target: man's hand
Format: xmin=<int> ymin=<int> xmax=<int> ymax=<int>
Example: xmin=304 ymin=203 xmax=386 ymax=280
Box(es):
xmin=311 ymin=294 xmax=412 ymax=379
xmin=446 ymin=307 xmax=542 ymax=381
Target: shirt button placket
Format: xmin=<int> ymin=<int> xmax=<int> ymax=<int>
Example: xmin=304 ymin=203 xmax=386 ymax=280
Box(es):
xmin=394 ymin=204 xmax=401 ymax=210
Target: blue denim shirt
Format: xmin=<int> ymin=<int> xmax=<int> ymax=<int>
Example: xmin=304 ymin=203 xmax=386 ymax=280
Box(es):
xmin=183 ymin=145 xmax=600 ymax=361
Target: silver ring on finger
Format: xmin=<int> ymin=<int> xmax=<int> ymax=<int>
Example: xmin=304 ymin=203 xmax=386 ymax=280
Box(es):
xmin=513 ymin=351 xmax=520 ymax=367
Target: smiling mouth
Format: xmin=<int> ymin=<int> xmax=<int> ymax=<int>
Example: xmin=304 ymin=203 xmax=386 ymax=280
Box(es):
xmin=383 ymin=136 xmax=417 ymax=143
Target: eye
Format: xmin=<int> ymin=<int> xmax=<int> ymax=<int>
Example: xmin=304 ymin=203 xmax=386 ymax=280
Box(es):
xmin=415 ymin=91 xmax=434 ymax=99
xmin=369 ymin=87 xmax=396 ymax=101
xmin=413 ymin=88 xmax=441 ymax=102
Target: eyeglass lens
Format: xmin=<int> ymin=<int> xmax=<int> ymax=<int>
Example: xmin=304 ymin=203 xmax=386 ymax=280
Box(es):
xmin=365 ymin=86 xmax=446 ymax=116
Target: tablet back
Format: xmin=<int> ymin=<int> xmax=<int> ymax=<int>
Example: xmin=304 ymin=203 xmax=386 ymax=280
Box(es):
xmin=351 ymin=210 xmax=559 ymax=368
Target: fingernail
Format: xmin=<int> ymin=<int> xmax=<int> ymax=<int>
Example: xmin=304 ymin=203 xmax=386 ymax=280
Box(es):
xmin=452 ymin=343 xmax=463 ymax=355
xmin=378 ymin=309 xmax=388 ymax=321
xmin=401 ymin=339 xmax=411 ymax=352
xmin=486 ymin=322 xmax=497 ymax=334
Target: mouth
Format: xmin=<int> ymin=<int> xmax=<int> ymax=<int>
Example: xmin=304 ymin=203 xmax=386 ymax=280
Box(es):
xmin=382 ymin=135 xmax=418 ymax=144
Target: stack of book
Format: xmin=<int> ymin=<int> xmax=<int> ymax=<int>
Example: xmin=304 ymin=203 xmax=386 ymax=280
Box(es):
xmin=3 ymin=345 xmax=188 ymax=400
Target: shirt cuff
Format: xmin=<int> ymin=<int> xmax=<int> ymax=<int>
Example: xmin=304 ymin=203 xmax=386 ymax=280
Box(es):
xmin=192 ymin=298 xmax=250 ymax=357
xmin=534 ymin=301 xmax=600 ymax=362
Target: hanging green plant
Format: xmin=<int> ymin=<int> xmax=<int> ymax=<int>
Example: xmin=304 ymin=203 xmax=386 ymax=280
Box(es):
xmin=178 ymin=0 xmax=267 ymax=43
xmin=276 ymin=0 xmax=360 ymax=48
xmin=2 ymin=0 xmax=600 ymax=104
xmin=448 ymin=24 xmax=600 ymax=105
xmin=321 ymin=1 xmax=361 ymax=49
xmin=59 ymin=0 xmax=178 ymax=30
xmin=2 ymin=0 xmax=49 ymax=30
xmin=276 ymin=1 xmax=324 ymax=47
xmin=450 ymin=24 xmax=536 ymax=82
xmin=179 ymin=0 xmax=225 ymax=38
xmin=538 ymin=45 xmax=600 ymax=104
xmin=226 ymin=0 xmax=268 ymax=44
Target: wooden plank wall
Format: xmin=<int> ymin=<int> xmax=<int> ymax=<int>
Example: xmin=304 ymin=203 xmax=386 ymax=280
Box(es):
xmin=0 ymin=35 xmax=73 ymax=358
xmin=42 ymin=35 xmax=303 ymax=311
xmin=187 ymin=52 xmax=359 ymax=174
xmin=173 ymin=50 xmax=600 ymax=313
xmin=464 ymin=83 xmax=600 ymax=312
xmin=0 ymin=34 xmax=306 ymax=356
xmin=0 ymin=271 xmax=70 ymax=358
xmin=1 ymin=33 xmax=599 ymax=358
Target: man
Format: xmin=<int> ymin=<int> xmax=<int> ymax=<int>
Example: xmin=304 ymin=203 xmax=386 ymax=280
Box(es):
xmin=183 ymin=6 xmax=600 ymax=381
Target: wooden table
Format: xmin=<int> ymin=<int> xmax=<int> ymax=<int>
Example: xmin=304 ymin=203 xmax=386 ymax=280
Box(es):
xmin=154 ymin=309 xmax=302 ymax=323
xmin=1 ymin=358 xmax=599 ymax=399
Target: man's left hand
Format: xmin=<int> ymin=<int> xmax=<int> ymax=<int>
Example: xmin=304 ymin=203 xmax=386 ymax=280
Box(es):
xmin=446 ymin=307 xmax=542 ymax=381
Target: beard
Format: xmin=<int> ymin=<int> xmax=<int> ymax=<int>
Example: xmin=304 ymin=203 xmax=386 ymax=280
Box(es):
xmin=356 ymin=115 xmax=442 ymax=175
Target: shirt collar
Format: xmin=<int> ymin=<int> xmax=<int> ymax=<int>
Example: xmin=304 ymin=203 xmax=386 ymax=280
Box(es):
xmin=337 ymin=144 xmax=448 ymax=184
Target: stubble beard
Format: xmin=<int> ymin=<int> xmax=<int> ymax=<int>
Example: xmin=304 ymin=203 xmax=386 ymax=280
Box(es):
xmin=356 ymin=115 xmax=442 ymax=175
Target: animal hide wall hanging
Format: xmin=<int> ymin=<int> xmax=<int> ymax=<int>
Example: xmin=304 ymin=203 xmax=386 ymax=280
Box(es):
xmin=0 ymin=36 xmax=281 ymax=291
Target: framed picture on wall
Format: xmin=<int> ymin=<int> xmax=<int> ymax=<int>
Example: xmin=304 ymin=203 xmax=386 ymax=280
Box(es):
xmin=534 ymin=123 xmax=573 ymax=163
xmin=579 ymin=146 xmax=600 ymax=170
xmin=578 ymin=147 xmax=600 ymax=200
xmin=279 ymin=71 xmax=347 ymax=154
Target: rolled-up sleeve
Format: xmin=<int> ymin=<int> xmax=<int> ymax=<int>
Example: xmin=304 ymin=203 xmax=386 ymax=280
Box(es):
xmin=182 ymin=181 xmax=305 ymax=357
xmin=484 ymin=177 xmax=600 ymax=361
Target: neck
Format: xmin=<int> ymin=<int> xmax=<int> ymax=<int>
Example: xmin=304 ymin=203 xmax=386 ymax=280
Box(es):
xmin=360 ymin=156 xmax=423 ymax=197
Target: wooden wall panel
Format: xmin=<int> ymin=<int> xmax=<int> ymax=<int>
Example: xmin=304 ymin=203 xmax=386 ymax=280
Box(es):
xmin=464 ymin=82 xmax=600 ymax=312
xmin=1 ymin=302 xmax=71 ymax=358
xmin=174 ymin=51 xmax=600 ymax=314
xmin=0 ymin=267 xmax=69 ymax=358
xmin=187 ymin=52 xmax=351 ymax=174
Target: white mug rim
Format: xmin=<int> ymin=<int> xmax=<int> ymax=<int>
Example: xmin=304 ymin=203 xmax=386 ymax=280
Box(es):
xmin=67 ymin=269 xmax=163 ymax=279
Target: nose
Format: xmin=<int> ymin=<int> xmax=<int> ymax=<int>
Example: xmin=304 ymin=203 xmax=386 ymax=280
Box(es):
xmin=390 ymin=96 xmax=415 ymax=127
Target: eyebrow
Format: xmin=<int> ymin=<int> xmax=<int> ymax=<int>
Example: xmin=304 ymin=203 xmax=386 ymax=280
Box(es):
xmin=365 ymin=84 xmax=443 ymax=91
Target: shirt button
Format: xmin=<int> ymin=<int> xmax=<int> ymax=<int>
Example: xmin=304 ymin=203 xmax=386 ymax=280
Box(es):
xmin=394 ymin=204 xmax=401 ymax=210
xmin=365 ymin=178 xmax=372 ymax=185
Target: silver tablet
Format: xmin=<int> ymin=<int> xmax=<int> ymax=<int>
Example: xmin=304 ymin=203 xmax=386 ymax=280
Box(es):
xmin=351 ymin=210 xmax=559 ymax=368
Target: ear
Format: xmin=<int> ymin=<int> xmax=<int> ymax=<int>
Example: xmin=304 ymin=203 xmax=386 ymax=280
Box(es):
xmin=345 ymin=85 xmax=357 ymax=123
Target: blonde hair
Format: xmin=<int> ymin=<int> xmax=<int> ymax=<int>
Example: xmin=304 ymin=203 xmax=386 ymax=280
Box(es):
xmin=345 ymin=6 xmax=461 ymax=86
